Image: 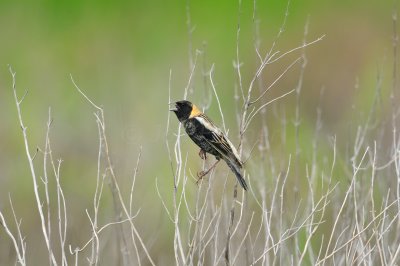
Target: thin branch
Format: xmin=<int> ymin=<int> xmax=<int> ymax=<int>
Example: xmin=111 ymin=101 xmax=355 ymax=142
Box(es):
xmin=249 ymin=57 xmax=301 ymax=105
xmin=71 ymin=77 xmax=155 ymax=266
xmin=209 ymin=64 xmax=227 ymax=133
xmin=0 ymin=209 xmax=26 ymax=266
xmin=244 ymin=88 xmax=296 ymax=134
xmin=9 ymin=66 xmax=58 ymax=266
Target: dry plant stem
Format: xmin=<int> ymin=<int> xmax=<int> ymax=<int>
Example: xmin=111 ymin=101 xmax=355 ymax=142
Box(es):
xmin=209 ymin=65 xmax=227 ymax=133
xmin=254 ymin=142 xmax=334 ymax=265
xmin=392 ymin=11 xmax=400 ymax=248
xmin=97 ymin=114 xmax=140 ymax=265
xmin=185 ymin=178 xmax=203 ymax=263
xmin=86 ymin=210 xmax=100 ymax=266
xmin=232 ymin=211 xmax=254 ymax=265
xmin=128 ymin=150 xmax=142 ymax=266
xmin=243 ymin=88 xmax=295 ymax=135
xmin=390 ymin=225 xmax=400 ymax=264
xmin=225 ymin=1 xmax=247 ymax=264
xmin=184 ymin=50 xmax=200 ymax=100
xmin=322 ymin=147 xmax=369 ymax=266
xmin=368 ymin=142 xmax=383 ymax=265
xmin=352 ymin=70 xmax=383 ymax=164
xmin=9 ymin=196 xmax=26 ymax=263
xmin=212 ymin=181 xmax=229 ymax=265
xmin=235 ymin=0 xmax=245 ymax=101
xmin=161 ymin=70 xmax=175 ymax=219
xmin=175 ymin=156 xmax=189 ymax=264
xmin=317 ymin=199 xmax=398 ymax=265
xmin=200 ymin=185 xmax=221 ymax=257
xmin=69 ymin=215 xmax=140 ymax=255
xmin=167 ymin=69 xmax=191 ymax=264
xmin=165 ymin=69 xmax=176 ymax=192
xmin=186 ymin=0 xmax=194 ymax=73
xmin=393 ymin=133 xmax=400 ymax=239
xmin=201 ymin=42 xmax=212 ymax=109
xmin=249 ymin=57 xmax=301 ymax=106
xmin=249 ymin=6 xmax=322 ymax=264
xmin=342 ymin=66 xmax=384 ymax=265
xmin=71 ymin=76 xmax=155 ymax=266
xmin=155 ymin=179 xmax=174 ymax=222
xmin=187 ymin=171 xmax=216 ymax=264
xmin=251 ymin=2 xmax=290 ymax=263
xmin=249 ymin=0 xmax=291 ymax=106
xmin=0 ymin=198 xmax=26 ymax=265
xmin=203 ymin=45 xmax=248 ymax=265
xmin=130 ymin=147 xmax=142 ymax=216
xmin=258 ymin=0 xmax=291 ymax=66
xmin=224 ymin=185 xmax=237 ymax=266
xmin=392 ymin=19 xmax=400 ymax=257
xmin=167 ymin=69 xmax=186 ymax=264
xmin=294 ymin=18 xmax=309 ymax=195
xmin=95 ymin=113 xmax=131 ymax=266
xmin=238 ymin=33 xmax=325 ymax=146
xmin=246 ymin=33 xmax=324 ymax=105
xmin=261 ymin=173 xmax=282 ymax=263
xmin=88 ymin=117 xmax=105 ymax=265
xmin=45 ymin=108 xmax=68 ymax=266
xmin=42 ymin=109 xmax=53 ymax=265
xmin=252 ymin=185 xmax=337 ymax=265
xmin=9 ymin=66 xmax=58 ymax=266
xmin=252 ymin=0 xmax=268 ymax=162
xmin=277 ymin=157 xmax=291 ymax=265
xmin=299 ymin=86 xmax=325 ymax=265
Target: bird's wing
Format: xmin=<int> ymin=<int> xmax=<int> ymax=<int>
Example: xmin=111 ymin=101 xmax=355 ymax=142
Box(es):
xmin=194 ymin=114 xmax=243 ymax=167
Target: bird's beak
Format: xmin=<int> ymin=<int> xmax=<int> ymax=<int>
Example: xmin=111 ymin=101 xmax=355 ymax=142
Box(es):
xmin=169 ymin=102 xmax=178 ymax=112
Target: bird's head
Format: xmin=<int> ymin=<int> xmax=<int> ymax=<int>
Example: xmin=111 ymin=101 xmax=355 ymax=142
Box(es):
xmin=169 ymin=100 xmax=201 ymax=122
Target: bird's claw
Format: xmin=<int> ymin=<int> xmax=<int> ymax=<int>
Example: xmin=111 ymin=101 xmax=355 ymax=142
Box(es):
xmin=197 ymin=170 xmax=206 ymax=178
xmin=196 ymin=171 xmax=206 ymax=185
xmin=196 ymin=159 xmax=221 ymax=186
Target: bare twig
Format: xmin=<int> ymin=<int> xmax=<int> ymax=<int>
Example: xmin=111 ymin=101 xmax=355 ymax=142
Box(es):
xmin=9 ymin=66 xmax=58 ymax=266
xmin=209 ymin=64 xmax=227 ymax=133
xmin=0 ymin=201 xmax=26 ymax=266
xmin=71 ymin=75 xmax=155 ymax=266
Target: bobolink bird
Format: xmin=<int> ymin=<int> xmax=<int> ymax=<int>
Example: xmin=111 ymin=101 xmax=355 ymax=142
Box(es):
xmin=170 ymin=100 xmax=248 ymax=190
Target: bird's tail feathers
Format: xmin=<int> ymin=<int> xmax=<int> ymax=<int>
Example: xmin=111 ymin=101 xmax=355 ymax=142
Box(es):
xmin=226 ymin=160 xmax=248 ymax=190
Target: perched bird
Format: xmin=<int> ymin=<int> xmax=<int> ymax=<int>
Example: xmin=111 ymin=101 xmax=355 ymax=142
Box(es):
xmin=170 ymin=100 xmax=248 ymax=190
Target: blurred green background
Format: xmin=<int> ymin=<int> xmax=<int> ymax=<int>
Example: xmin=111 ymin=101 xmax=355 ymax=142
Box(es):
xmin=0 ymin=0 xmax=397 ymax=264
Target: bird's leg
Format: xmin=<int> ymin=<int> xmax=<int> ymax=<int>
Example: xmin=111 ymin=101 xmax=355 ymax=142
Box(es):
xmin=199 ymin=149 xmax=207 ymax=160
xmin=196 ymin=159 xmax=221 ymax=185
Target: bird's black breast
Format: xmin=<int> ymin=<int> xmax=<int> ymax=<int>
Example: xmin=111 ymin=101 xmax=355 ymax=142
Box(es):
xmin=183 ymin=118 xmax=203 ymax=136
xmin=183 ymin=118 xmax=220 ymax=157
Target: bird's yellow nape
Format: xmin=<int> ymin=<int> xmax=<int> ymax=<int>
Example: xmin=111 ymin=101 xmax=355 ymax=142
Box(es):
xmin=189 ymin=104 xmax=202 ymax=118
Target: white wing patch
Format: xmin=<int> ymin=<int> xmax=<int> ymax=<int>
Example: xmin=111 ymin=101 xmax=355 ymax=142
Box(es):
xmin=194 ymin=116 xmax=222 ymax=134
